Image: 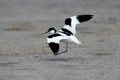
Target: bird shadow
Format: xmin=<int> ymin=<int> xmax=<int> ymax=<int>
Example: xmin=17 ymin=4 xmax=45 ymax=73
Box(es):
xmin=89 ymin=52 xmax=112 ymax=57
xmin=43 ymin=57 xmax=74 ymax=62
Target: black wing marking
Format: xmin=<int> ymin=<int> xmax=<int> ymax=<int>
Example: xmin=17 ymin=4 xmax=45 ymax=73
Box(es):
xmin=77 ymin=15 xmax=93 ymax=23
xmin=48 ymin=34 xmax=61 ymax=38
xmin=65 ymin=18 xmax=71 ymax=26
xmin=61 ymin=28 xmax=73 ymax=36
xmin=48 ymin=42 xmax=59 ymax=55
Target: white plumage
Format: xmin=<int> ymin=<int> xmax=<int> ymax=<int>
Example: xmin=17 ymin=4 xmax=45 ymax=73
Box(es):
xmin=43 ymin=14 xmax=93 ymax=56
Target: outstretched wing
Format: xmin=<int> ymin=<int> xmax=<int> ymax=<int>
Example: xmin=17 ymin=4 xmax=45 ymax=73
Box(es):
xmin=63 ymin=15 xmax=93 ymax=35
xmin=47 ymin=33 xmax=68 ymax=55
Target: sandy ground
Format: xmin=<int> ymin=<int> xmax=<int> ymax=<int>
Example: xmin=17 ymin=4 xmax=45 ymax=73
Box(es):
xmin=0 ymin=0 xmax=120 ymax=80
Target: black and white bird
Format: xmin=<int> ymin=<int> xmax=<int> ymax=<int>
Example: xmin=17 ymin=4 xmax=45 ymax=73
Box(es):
xmin=42 ymin=15 xmax=93 ymax=56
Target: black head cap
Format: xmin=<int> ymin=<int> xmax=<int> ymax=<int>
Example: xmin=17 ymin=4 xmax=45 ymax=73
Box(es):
xmin=48 ymin=27 xmax=57 ymax=33
xmin=77 ymin=15 xmax=93 ymax=23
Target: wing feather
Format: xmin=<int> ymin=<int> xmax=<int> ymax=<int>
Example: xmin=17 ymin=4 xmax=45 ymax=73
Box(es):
xmin=69 ymin=35 xmax=82 ymax=45
xmin=47 ymin=33 xmax=68 ymax=54
xmin=63 ymin=15 xmax=93 ymax=35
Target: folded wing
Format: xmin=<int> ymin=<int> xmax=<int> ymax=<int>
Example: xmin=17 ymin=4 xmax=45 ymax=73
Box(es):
xmin=47 ymin=33 xmax=68 ymax=54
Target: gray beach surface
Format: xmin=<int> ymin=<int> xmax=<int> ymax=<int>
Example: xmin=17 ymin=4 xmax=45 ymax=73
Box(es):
xmin=0 ymin=0 xmax=120 ymax=80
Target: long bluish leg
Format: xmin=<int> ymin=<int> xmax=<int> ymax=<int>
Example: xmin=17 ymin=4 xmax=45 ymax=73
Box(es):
xmin=55 ymin=42 xmax=68 ymax=56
